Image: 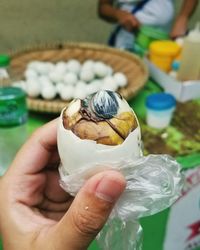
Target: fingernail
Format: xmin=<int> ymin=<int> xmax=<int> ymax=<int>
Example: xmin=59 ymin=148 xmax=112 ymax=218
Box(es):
xmin=95 ymin=173 xmax=125 ymax=202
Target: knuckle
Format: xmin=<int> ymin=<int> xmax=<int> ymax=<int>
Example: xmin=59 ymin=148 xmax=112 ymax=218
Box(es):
xmin=72 ymin=208 xmax=105 ymax=237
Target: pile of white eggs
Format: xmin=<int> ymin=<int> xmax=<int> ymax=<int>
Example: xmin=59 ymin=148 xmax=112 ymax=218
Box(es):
xmin=13 ymin=59 xmax=128 ymax=101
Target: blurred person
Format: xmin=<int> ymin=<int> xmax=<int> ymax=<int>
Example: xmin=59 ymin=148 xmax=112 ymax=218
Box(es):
xmin=98 ymin=0 xmax=198 ymax=49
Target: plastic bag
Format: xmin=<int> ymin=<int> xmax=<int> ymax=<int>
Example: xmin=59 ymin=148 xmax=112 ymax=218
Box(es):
xmin=59 ymin=154 xmax=183 ymax=250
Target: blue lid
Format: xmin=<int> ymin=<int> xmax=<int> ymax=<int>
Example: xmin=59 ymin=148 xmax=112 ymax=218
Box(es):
xmin=146 ymin=93 xmax=176 ymax=110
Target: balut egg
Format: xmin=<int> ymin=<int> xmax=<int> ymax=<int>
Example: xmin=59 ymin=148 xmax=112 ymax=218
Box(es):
xmin=66 ymin=59 xmax=81 ymax=74
xmin=58 ymin=90 xmax=142 ymax=175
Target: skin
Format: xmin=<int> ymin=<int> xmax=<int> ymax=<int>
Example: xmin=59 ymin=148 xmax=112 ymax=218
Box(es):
xmin=98 ymin=0 xmax=198 ymax=37
xmin=171 ymin=0 xmax=199 ymax=38
xmin=0 ymin=119 xmax=126 ymax=250
xmin=98 ymin=0 xmax=140 ymax=32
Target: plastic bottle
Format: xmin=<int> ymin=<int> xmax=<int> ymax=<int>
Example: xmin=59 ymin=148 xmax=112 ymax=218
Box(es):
xmin=178 ymin=23 xmax=200 ymax=81
xmin=0 ymin=87 xmax=28 ymax=175
xmin=0 ymin=55 xmax=10 ymax=85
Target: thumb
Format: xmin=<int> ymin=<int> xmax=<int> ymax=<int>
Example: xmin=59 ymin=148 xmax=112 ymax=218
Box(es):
xmin=54 ymin=170 xmax=126 ymax=250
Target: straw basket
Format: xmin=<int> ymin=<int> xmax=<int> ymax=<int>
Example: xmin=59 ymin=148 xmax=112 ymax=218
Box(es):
xmin=9 ymin=42 xmax=148 ymax=113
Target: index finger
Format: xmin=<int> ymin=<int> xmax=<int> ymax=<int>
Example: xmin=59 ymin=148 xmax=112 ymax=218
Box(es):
xmin=10 ymin=118 xmax=58 ymax=175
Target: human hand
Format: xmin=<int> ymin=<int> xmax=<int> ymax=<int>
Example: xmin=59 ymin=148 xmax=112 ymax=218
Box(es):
xmin=0 ymin=119 xmax=126 ymax=250
xmin=170 ymin=16 xmax=188 ymax=39
xmin=116 ymin=9 xmax=140 ymax=32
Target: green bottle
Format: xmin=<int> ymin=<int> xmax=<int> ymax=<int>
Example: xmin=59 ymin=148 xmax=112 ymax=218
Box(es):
xmin=0 ymin=87 xmax=28 ymax=175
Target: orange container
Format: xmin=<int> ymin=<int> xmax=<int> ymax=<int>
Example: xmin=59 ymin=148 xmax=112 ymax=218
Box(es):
xmin=149 ymin=41 xmax=181 ymax=72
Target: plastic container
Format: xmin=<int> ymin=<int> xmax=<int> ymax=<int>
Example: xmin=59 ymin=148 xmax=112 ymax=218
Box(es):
xmin=0 ymin=55 xmax=10 ymax=85
xmin=178 ymin=23 xmax=200 ymax=81
xmin=136 ymin=25 xmax=169 ymax=50
xmin=149 ymin=41 xmax=181 ymax=72
xmin=145 ymin=93 xmax=176 ymax=129
xmin=0 ymin=87 xmax=28 ymax=175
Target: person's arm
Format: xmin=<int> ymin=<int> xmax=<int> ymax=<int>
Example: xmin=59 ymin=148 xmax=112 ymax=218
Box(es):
xmin=170 ymin=0 xmax=198 ymax=38
xmin=98 ymin=0 xmax=140 ymax=31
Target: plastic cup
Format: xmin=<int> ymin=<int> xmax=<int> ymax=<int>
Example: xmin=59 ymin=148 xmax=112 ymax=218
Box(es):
xmin=149 ymin=41 xmax=181 ymax=72
xmin=145 ymin=93 xmax=176 ymax=129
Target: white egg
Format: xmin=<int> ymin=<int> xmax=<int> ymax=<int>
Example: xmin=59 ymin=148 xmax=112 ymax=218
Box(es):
xmin=26 ymin=79 xmax=41 ymax=98
xmin=86 ymin=79 xmax=102 ymax=95
xmin=55 ymin=62 xmax=67 ymax=74
xmin=63 ymin=72 xmax=78 ymax=85
xmin=41 ymin=85 xmax=56 ymax=100
xmin=113 ymin=72 xmax=128 ymax=87
xmin=39 ymin=76 xmax=53 ymax=88
xmin=101 ymin=76 xmax=118 ymax=91
xmin=24 ymin=68 xmax=38 ymax=79
xmin=66 ymin=59 xmax=81 ymax=74
xmin=49 ymin=70 xmax=63 ymax=83
xmin=35 ymin=62 xmax=50 ymax=75
xmin=27 ymin=61 xmax=41 ymax=70
xmin=94 ymin=61 xmax=109 ymax=78
xmin=79 ymin=69 xmax=95 ymax=82
xmin=82 ymin=60 xmax=95 ymax=71
xmin=46 ymin=62 xmax=55 ymax=72
xmin=60 ymin=85 xmax=75 ymax=101
xmin=73 ymin=81 xmax=87 ymax=99
xmin=55 ymin=82 xmax=65 ymax=95
xmin=107 ymin=66 xmax=114 ymax=76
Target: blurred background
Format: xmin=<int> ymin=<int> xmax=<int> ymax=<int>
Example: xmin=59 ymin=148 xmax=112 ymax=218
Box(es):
xmin=0 ymin=0 xmax=200 ymax=52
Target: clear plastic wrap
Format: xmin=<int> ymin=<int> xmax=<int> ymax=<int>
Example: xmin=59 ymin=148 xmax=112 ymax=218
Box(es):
xmin=59 ymin=154 xmax=183 ymax=250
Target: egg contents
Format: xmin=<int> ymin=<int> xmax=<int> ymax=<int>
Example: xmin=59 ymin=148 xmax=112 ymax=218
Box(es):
xmin=62 ymin=90 xmax=137 ymax=145
xmin=58 ymin=90 xmax=141 ymax=174
xmin=12 ymin=59 xmax=128 ymax=101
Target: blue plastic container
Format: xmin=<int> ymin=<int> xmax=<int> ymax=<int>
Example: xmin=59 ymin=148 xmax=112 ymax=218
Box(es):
xmin=145 ymin=93 xmax=176 ymax=129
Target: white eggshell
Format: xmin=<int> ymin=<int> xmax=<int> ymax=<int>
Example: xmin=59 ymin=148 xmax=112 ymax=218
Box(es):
xmin=26 ymin=79 xmax=41 ymax=98
xmin=46 ymin=62 xmax=55 ymax=72
xmin=73 ymin=81 xmax=87 ymax=99
xmin=55 ymin=62 xmax=67 ymax=74
xmin=79 ymin=69 xmax=95 ymax=82
xmin=39 ymin=76 xmax=53 ymax=88
xmin=101 ymin=76 xmax=118 ymax=91
xmin=86 ymin=80 xmax=102 ymax=95
xmin=56 ymin=82 xmax=65 ymax=95
xmin=58 ymin=111 xmax=142 ymax=174
xmin=60 ymin=85 xmax=75 ymax=100
xmin=41 ymin=86 xmax=56 ymax=100
xmin=81 ymin=60 xmax=95 ymax=71
xmin=24 ymin=68 xmax=38 ymax=79
xmin=113 ymin=72 xmax=128 ymax=87
xmin=27 ymin=61 xmax=41 ymax=70
xmin=107 ymin=66 xmax=114 ymax=76
xmin=49 ymin=71 xmax=63 ymax=83
xmin=94 ymin=62 xmax=109 ymax=78
xmin=63 ymin=72 xmax=78 ymax=85
xmin=66 ymin=59 xmax=81 ymax=74
xmin=35 ymin=62 xmax=50 ymax=75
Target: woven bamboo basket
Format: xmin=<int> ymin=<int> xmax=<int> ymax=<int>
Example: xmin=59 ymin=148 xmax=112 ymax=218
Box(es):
xmin=9 ymin=42 xmax=148 ymax=113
